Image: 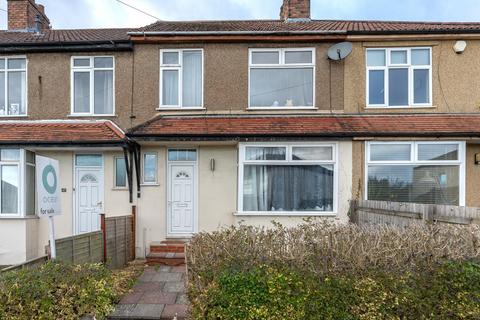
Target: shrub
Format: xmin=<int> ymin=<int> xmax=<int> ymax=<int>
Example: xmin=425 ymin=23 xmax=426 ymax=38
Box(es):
xmin=186 ymin=222 xmax=480 ymax=319
xmin=190 ymin=262 xmax=480 ymax=320
xmin=0 ymin=261 xmax=139 ymax=320
xmin=186 ymin=222 xmax=480 ymax=289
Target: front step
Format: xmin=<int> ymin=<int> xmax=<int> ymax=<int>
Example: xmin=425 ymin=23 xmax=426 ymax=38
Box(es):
xmin=150 ymin=240 xmax=186 ymax=253
xmin=146 ymin=240 xmax=187 ymax=266
xmin=146 ymin=252 xmax=185 ymax=266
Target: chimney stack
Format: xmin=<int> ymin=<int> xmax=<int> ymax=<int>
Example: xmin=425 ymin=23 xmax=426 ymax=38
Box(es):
xmin=7 ymin=0 xmax=51 ymax=32
xmin=280 ymin=0 xmax=311 ymax=21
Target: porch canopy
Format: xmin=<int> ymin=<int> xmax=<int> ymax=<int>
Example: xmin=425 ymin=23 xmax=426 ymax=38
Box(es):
xmin=0 ymin=120 xmax=140 ymax=202
xmin=127 ymin=114 xmax=480 ymax=141
xmin=0 ymin=120 xmax=127 ymax=147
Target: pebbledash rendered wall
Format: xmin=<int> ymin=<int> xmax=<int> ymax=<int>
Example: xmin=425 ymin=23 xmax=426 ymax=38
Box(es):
xmin=134 ymin=141 xmax=353 ymax=257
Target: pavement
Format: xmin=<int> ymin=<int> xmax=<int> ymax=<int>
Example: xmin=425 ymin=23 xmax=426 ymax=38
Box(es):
xmin=108 ymin=265 xmax=188 ymax=320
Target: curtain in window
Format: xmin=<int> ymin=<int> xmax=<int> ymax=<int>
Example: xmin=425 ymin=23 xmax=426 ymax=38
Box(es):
xmin=162 ymin=70 xmax=179 ymax=105
xmin=0 ymin=72 xmax=5 ymax=115
xmin=74 ymin=72 xmax=90 ymax=113
xmin=182 ymin=51 xmax=202 ymax=107
xmin=94 ymin=70 xmax=114 ymax=114
xmin=1 ymin=165 xmax=19 ymax=214
xmin=250 ymin=68 xmax=313 ymax=107
xmin=7 ymin=71 xmax=26 ymax=115
xmin=243 ymin=165 xmax=334 ymax=212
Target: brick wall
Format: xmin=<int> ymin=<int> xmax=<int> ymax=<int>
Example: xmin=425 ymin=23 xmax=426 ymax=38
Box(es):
xmin=280 ymin=0 xmax=311 ymax=20
xmin=7 ymin=0 xmax=50 ymax=31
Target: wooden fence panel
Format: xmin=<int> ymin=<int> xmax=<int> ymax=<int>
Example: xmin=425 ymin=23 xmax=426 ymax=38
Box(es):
xmin=105 ymin=215 xmax=134 ymax=269
xmin=54 ymin=231 xmax=103 ymax=264
xmin=351 ymin=200 xmax=480 ymax=227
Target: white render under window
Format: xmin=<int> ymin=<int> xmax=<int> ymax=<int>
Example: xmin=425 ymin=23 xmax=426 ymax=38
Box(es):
xmin=0 ymin=149 xmax=35 ymax=217
xmin=238 ymin=143 xmax=336 ymax=215
xmin=366 ymin=141 xmax=465 ymax=206
xmin=160 ymin=49 xmax=203 ymax=109
xmin=249 ymin=48 xmax=315 ymax=109
xmin=71 ymin=56 xmax=115 ymax=115
xmin=366 ymin=47 xmax=432 ymax=108
xmin=0 ymin=57 xmax=27 ymax=116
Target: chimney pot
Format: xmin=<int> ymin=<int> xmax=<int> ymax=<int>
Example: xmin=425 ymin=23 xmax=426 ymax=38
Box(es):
xmin=280 ymin=0 xmax=311 ymax=21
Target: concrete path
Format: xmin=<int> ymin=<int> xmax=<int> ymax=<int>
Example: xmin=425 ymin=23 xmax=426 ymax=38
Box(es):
xmin=109 ymin=265 xmax=188 ymax=320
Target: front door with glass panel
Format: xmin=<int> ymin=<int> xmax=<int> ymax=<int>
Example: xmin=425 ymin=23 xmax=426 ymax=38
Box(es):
xmin=167 ymin=149 xmax=197 ymax=236
xmin=75 ymin=155 xmax=104 ymax=234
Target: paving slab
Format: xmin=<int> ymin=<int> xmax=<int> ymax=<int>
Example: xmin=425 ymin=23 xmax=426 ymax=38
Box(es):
xmin=108 ymin=262 xmax=188 ymax=320
xmin=152 ymin=272 xmax=183 ymax=282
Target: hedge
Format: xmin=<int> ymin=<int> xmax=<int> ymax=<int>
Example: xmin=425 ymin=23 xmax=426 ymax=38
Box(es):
xmin=190 ymin=262 xmax=480 ymax=319
xmin=0 ymin=261 xmax=141 ymax=320
xmin=186 ymin=222 xmax=480 ymax=319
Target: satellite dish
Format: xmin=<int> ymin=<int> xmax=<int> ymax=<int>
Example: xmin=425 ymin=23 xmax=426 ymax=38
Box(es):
xmin=327 ymin=42 xmax=353 ymax=61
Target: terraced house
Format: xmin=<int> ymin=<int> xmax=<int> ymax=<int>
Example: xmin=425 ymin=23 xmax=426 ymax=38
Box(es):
xmin=1 ymin=0 xmax=480 ymax=265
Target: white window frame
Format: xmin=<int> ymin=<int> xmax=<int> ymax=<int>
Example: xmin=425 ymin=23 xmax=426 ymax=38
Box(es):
xmin=237 ymin=142 xmax=338 ymax=216
xmin=0 ymin=149 xmax=33 ymax=218
xmin=0 ymin=56 xmax=28 ymax=117
xmin=113 ymin=156 xmax=127 ymax=189
xmin=248 ymin=48 xmax=316 ymax=110
xmin=142 ymin=152 xmax=158 ymax=185
xmin=364 ymin=141 xmax=465 ymax=206
xmin=159 ymin=49 xmax=204 ymax=110
xmin=366 ymin=47 xmax=432 ymax=108
xmin=70 ymin=56 xmax=115 ymax=116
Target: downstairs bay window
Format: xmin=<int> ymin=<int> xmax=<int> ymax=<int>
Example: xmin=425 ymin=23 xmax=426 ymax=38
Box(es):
xmin=0 ymin=149 xmax=35 ymax=217
xmin=238 ymin=144 xmax=336 ymax=215
xmin=366 ymin=142 xmax=465 ymax=206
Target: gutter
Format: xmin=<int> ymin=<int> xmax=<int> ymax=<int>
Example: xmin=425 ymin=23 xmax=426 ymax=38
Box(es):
xmin=0 ymin=41 xmax=133 ymax=53
xmin=128 ymin=30 xmax=347 ymax=36
xmin=128 ymin=132 xmax=480 ymax=142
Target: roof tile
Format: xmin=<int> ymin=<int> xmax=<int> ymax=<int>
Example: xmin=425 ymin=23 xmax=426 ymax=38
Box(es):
xmin=137 ymin=19 xmax=480 ymax=35
xmin=0 ymin=121 xmax=125 ymax=144
xmin=128 ymin=114 xmax=480 ymax=138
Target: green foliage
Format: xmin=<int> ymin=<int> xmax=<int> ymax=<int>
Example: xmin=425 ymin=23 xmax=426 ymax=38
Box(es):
xmin=189 ymin=262 xmax=480 ymax=320
xmin=0 ymin=261 xmax=126 ymax=320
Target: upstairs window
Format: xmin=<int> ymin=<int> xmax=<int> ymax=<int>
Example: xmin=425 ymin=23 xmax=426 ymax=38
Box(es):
xmin=160 ymin=49 xmax=203 ymax=109
xmin=366 ymin=48 xmax=431 ymax=108
xmin=71 ymin=56 xmax=114 ymax=115
xmin=249 ymin=48 xmax=315 ymax=109
xmin=0 ymin=57 xmax=27 ymax=116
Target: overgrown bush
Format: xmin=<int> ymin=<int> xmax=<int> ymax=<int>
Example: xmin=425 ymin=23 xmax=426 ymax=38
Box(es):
xmin=190 ymin=262 xmax=480 ymax=320
xmin=0 ymin=261 xmax=140 ymax=320
xmin=186 ymin=222 xmax=480 ymax=319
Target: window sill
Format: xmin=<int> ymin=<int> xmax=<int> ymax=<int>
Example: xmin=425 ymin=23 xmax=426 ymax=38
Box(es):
xmin=0 ymin=215 xmax=38 ymax=220
xmin=248 ymin=107 xmax=317 ymax=110
xmin=68 ymin=114 xmax=117 ymax=117
xmin=365 ymin=105 xmax=435 ymax=109
xmin=141 ymin=183 xmax=159 ymax=187
xmin=112 ymin=187 xmax=128 ymax=191
xmin=0 ymin=115 xmax=28 ymax=118
xmin=234 ymin=212 xmax=337 ymax=217
xmin=156 ymin=107 xmax=205 ymax=111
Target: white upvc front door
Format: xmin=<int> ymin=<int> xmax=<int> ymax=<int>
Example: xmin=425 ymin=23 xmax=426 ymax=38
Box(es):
xmin=75 ymin=155 xmax=104 ymax=235
xmin=168 ymin=164 xmax=196 ymax=235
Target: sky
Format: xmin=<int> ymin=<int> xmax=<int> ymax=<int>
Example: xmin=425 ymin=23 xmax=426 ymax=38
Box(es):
xmin=0 ymin=0 xmax=479 ymax=29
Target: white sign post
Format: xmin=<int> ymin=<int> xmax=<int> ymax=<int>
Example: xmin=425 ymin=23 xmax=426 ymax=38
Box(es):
xmin=36 ymin=156 xmax=61 ymax=259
